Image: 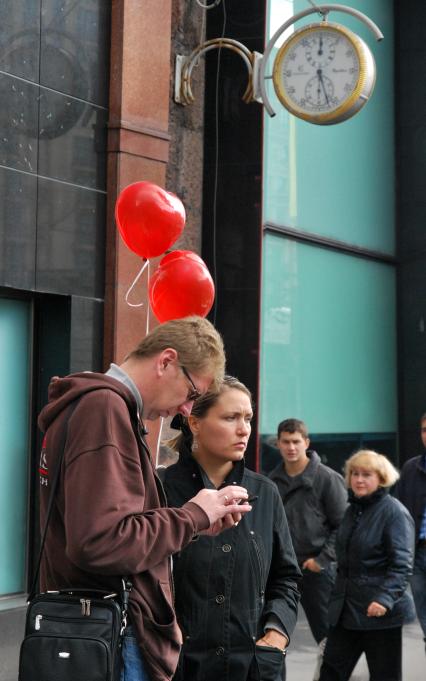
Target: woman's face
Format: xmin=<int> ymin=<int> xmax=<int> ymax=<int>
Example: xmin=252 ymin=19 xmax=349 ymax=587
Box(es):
xmin=190 ymin=388 xmax=253 ymax=463
xmin=350 ymin=467 xmax=381 ymax=497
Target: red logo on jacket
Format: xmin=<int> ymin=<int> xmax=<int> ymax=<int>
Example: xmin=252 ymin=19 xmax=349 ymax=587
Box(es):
xmin=39 ymin=435 xmax=49 ymax=486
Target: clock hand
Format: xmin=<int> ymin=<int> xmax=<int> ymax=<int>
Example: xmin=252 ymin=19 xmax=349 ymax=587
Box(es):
xmin=317 ymin=69 xmax=329 ymax=106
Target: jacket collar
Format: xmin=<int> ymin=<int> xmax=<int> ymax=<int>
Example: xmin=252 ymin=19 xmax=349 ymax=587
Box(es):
xmin=270 ymin=449 xmax=321 ymax=487
xmin=348 ymin=486 xmax=389 ymax=508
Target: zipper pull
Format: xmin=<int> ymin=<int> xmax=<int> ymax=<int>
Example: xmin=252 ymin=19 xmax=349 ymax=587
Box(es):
xmin=80 ymin=598 xmax=87 ymax=615
xmin=85 ymin=599 xmax=91 ymax=616
xmin=35 ymin=614 xmax=42 ymax=630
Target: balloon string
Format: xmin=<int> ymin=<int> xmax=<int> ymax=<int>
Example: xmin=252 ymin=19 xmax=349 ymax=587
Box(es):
xmin=145 ymin=260 xmax=150 ymax=336
xmin=155 ymin=416 xmax=164 ymax=466
xmin=125 ymin=260 xmax=149 ymax=307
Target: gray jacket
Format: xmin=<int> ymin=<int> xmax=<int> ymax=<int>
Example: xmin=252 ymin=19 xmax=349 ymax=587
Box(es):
xmin=269 ymin=450 xmax=347 ymax=567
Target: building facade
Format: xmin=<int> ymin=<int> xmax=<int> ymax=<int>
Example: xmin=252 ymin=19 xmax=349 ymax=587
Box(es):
xmin=0 ymin=1 xmax=425 ymax=677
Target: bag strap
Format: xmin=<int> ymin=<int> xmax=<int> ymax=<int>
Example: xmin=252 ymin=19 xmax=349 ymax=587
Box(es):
xmin=28 ymin=400 xmax=80 ymax=601
xmin=29 ymin=397 xmax=133 ymax=611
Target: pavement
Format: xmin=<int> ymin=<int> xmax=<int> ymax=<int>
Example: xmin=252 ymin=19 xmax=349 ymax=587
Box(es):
xmin=286 ymin=608 xmax=425 ymax=680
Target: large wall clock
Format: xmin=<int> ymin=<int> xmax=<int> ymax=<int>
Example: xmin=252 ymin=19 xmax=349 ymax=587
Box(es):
xmin=272 ymin=22 xmax=376 ymax=125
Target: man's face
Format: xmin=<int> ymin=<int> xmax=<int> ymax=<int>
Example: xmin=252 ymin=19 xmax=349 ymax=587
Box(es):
xmin=277 ymin=431 xmax=310 ymax=466
xmin=144 ymin=361 xmax=212 ymax=421
xmin=421 ymin=419 xmax=426 ymax=449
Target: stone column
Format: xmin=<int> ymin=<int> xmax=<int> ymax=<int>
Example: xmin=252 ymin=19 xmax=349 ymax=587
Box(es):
xmin=105 ymin=0 xmax=172 ymax=453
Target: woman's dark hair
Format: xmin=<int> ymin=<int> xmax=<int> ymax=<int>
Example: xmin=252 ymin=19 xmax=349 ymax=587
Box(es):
xmin=167 ymin=375 xmax=252 ymax=452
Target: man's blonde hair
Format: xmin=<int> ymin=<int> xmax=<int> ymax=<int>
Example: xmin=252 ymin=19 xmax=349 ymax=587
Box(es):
xmin=127 ymin=316 xmax=225 ymax=389
xmin=344 ymin=450 xmax=399 ymax=488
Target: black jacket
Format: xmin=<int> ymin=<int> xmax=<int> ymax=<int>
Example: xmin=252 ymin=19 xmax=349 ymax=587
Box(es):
xmin=328 ymin=488 xmax=415 ymax=630
xmin=161 ymin=449 xmax=301 ymax=681
xmin=394 ymin=454 xmax=426 ymax=540
xmin=269 ymin=451 xmax=347 ymax=567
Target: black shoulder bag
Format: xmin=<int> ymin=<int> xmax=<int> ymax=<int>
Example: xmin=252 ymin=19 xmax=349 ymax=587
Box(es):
xmin=19 ymin=402 xmax=132 ymax=681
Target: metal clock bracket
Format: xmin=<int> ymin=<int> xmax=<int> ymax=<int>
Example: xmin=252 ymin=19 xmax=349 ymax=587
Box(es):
xmin=174 ymin=3 xmax=383 ymax=118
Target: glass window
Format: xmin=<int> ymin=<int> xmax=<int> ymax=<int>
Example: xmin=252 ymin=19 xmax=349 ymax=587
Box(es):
xmin=260 ymin=234 xmax=397 ymax=436
xmin=0 ymin=298 xmax=31 ymax=595
xmin=264 ymin=0 xmax=395 ymax=254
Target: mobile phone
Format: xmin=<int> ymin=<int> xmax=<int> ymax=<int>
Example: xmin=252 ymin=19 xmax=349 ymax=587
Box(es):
xmin=238 ymin=495 xmax=258 ymax=505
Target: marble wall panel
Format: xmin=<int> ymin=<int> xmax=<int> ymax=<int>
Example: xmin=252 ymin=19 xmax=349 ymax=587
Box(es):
xmin=36 ymin=179 xmax=105 ymax=298
xmin=0 ymin=1 xmax=41 ymax=81
xmin=0 ymin=73 xmax=38 ymax=173
xmin=38 ymin=90 xmax=107 ymax=189
xmin=40 ymin=0 xmax=110 ymax=105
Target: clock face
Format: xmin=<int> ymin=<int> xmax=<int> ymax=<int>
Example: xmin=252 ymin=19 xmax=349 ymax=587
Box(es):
xmin=273 ymin=23 xmax=375 ymax=124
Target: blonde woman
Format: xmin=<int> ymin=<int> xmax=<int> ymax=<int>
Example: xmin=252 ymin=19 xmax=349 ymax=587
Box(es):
xmin=319 ymin=450 xmax=415 ymax=681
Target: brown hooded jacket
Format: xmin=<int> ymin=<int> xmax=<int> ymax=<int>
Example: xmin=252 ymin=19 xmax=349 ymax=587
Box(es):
xmin=37 ymin=372 xmax=209 ymax=681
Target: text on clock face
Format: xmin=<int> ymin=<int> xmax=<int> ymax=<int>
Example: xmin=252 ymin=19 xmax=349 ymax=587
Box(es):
xmin=280 ymin=30 xmax=360 ymax=112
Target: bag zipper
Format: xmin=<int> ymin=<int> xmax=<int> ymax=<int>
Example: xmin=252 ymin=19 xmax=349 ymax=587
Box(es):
xmin=34 ymin=613 xmax=106 ymax=631
xmin=80 ymin=598 xmax=91 ymax=615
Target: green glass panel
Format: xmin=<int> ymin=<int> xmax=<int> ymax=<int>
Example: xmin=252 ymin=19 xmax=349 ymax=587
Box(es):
xmin=260 ymin=233 xmax=397 ymax=435
xmin=0 ymin=299 xmax=30 ymax=595
xmin=264 ymin=0 xmax=395 ymax=254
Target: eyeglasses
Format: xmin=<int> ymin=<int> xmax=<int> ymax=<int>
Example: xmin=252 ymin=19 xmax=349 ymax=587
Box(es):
xmin=180 ymin=365 xmax=202 ymax=402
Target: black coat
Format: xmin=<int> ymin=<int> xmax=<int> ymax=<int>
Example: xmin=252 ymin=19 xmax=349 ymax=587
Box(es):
xmin=161 ymin=449 xmax=301 ymax=681
xmin=328 ymin=488 xmax=415 ymax=630
xmin=394 ymin=453 xmax=426 ymax=539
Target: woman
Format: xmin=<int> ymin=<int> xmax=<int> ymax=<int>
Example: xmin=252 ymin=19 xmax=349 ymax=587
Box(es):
xmin=160 ymin=376 xmax=301 ymax=681
xmin=319 ymin=450 xmax=415 ymax=681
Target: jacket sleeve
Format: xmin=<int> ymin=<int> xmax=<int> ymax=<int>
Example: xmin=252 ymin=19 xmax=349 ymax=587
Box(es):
xmin=262 ymin=488 xmax=302 ymax=642
xmin=373 ymin=504 xmax=415 ymax=611
xmin=59 ymin=395 xmax=210 ymax=575
xmin=316 ymin=472 xmax=348 ymax=568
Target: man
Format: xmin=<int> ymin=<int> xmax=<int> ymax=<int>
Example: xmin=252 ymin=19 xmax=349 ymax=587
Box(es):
xmin=394 ymin=412 xmax=426 ymax=653
xmin=269 ymin=418 xmax=347 ymax=677
xmin=38 ymin=316 xmax=251 ymax=681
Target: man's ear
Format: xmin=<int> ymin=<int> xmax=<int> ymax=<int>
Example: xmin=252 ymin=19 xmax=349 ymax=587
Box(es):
xmin=157 ymin=348 xmax=178 ymax=374
xmin=305 ymin=437 xmax=310 ymax=450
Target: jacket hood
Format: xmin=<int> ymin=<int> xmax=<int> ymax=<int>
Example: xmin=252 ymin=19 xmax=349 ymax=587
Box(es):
xmin=269 ymin=449 xmax=320 ymax=484
xmin=38 ymin=372 xmax=136 ymax=433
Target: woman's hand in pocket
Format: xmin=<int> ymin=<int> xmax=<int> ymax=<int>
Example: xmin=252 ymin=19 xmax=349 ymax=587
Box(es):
xmin=256 ymin=630 xmax=288 ymax=652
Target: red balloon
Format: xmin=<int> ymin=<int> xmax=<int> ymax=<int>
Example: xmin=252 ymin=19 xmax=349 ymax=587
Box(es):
xmin=159 ymin=249 xmax=205 ymax=268
xmin=149 ymin=251 xmax=215 ymax=322
xmin=115 ymin=181 xmax=185 ymax=259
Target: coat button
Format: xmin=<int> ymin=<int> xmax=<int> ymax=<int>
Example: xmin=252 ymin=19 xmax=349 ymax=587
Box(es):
xmin=216 ymin=646 xmax=225 ymax=655
xmin=222 ymin=544 xmax=232 ymax=553
xmin=215 ymin=594 xmax=225 ymax=604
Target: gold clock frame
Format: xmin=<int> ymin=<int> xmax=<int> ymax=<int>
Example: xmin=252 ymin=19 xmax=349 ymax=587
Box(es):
xmin=272 ymin=22 xmax=376 ymax=125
